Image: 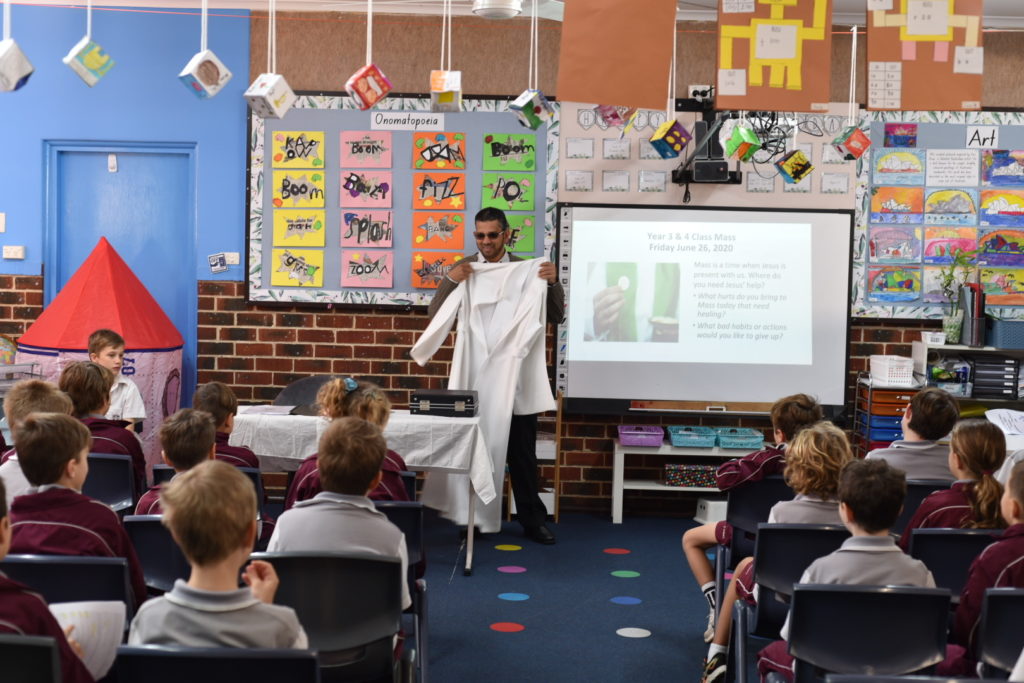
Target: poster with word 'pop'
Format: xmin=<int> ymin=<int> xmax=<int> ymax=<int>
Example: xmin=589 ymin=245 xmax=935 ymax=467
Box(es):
xmin=271 ymin=131 xmax=325 ymax=168
xmin=481 ymin=173 xmax=535 ymax=212
xmin=341 ymin=250 xmax=394 ymax=288
xmin=341 ymin=210 xmax=393 ymax=248
xmin=411 ymin=251 xmax=460 ymax=289
xmin=272 ymin=210 xmax=326 ymax=247
xmin=412 ymin=212 xmax=465 ymax=250
xmin=340 ymin=171 xmax=392 ymax=208
xmin=270 ymin=249 xmax=324 ymax=288
xmin=412 ymin=132 xmax=467 ymax=170
xmin=340 ymin=131 xmax=392 ymax=168
xmin=272 ymin=171 xmax=325 ymax=208
xmin=412 ymin=172 xmax=466 ymax=210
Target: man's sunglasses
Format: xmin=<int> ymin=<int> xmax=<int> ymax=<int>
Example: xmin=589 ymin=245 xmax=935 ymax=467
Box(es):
xmin=473 ymin=231 xmax=503 ymax=240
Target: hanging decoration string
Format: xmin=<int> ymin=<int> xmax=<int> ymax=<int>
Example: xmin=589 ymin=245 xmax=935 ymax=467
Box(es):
xmin=439 ymin=0 xmax=453 ymax=71
xmin=265 ymin=0 xmax=274 ymax=73
xmin=529 ymin=0 xmax=539 ymax=90
xmin=4 ymin=0 xmax=11 ymax=41
xmin=847 ymin=25 xmax=858 ymax=126
xmin=86 ymin=0 xmax=92 ymax=39
xmin=365 ymin=0 xmax=372 ymax=66
xmin=666 ymin=20 xmax=676 ymax=119
xmin=200 ymin=0 xmax=208 ymax=52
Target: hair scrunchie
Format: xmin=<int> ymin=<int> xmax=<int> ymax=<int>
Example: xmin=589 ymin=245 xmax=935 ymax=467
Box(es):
xmin=343 ymin=377 xmax=358 ymax=393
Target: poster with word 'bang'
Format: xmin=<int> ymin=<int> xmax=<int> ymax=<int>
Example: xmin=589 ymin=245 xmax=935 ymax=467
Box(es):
xmin=411 ymin=251 xmax=460 ymax=289
xmin=341 ymin=250 xmax=394 ymax=288
xmin=482 ymin=133 xmax=537 ymax=171
xmin=270 ymin=249 xmax=324 ymax=287
xmin=412 ymin=212 xmax=464 ymax=250
xmin=413 ymin=172 xmax=466 ymax=210
xmin=272 ymin=210 xmax=326 ymax=247
xmin=481 ymin=173 xmax=535 ymax=212
xmin=412 ymin=132 xmax=467 ymax=170
xmin=272 ymin=171 xmax=325 ymax=208
xmin=340 ymin=131 xmax=392 ymax=168
xmin=271 ymin=131 xmax=325 ymax=168
xmin=342 ymin=210 xmax=393 ymax=248
xmin=340 ymin=171 xmax=392 ymax=208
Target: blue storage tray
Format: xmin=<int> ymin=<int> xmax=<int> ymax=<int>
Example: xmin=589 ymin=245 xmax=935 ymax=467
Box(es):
xmin=859 ymin=425 xmax=902 ymax=441
xmin=667 ymin=425 xmax=717 ymax=448
xmin=868 ymin=415 xmax=902 ymax=429
xmin=713 ymin=427 xmax=765 ymax=449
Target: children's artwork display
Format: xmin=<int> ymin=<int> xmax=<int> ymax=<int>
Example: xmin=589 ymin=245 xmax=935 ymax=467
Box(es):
xmin=248 ymin=95 xmax=556 ymax=306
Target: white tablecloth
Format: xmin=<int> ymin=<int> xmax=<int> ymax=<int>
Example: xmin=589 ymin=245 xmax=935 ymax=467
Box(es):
xmin=231 ymin=409 xmax=496 ymax=504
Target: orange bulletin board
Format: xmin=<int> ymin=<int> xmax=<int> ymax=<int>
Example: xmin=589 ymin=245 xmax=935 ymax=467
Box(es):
xmin=716 ymin=0 xmax=834 ymax=113
xmin=866 ymin=0 xmax=983 ymax=111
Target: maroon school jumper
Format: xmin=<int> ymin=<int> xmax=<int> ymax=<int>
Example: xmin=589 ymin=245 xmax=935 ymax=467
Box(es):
xmin=0 ymin=571 xmax=94 ymax=683
xmin=897 ymin=481 xmax=980 ymax=551
xmin=10 ymin=487 xmax=147 ymax=608
xmin=713 ymin=444 xmax=786 ymax=546
xmin=81 ymin=416 xmax=146 ymax=492
xmin=214 ymin=432 xmax=260 ymax=469
xmin=953 ymin=523 xmax=1024 ymax=656
xmin=284 ymin=449 xmax=411 ymax=510
xmin=135 ymin=479 xmax=276 ymax=543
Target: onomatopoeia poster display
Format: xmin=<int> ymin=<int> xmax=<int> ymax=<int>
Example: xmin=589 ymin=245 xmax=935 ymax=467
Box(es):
xmin=339 ymin=171 xmax=392 ymax=208
xmin=341 ymin=210 xmax=393 ymax=248
xmin=412 ymin=211 xmax=465 ymax=249
xmin=341 ymin=250 xmax=394 ymax=288
xmin=272 ymin=170 xmax=325 ymax=208
xmin=271 ymin=131 xmax=325 ymax=168
xmin=413 ymin=172 xmax=466 ymax=210
xmin=412 ymin=132 xmax=467 ymax=170
xmin=340 ymin=131 xmax=392 ymax=168
xmin=270 ymin=248 xmax=324 ymax=287
xmin=411 ymin=251 xmax=459 ymax=289
xmin=482 ymin=133 xmax=537 ymax=171
xmin=481 ymin=173 xmax=535 ymax=211
xmin=273 ymin=209 xmax=326 ymax=247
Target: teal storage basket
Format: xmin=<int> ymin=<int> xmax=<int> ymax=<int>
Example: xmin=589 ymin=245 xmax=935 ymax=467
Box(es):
xmin=667 ymin=425 xmax=717 ymax=448
xmin=714 ymin=427 xmax=764 ymax=449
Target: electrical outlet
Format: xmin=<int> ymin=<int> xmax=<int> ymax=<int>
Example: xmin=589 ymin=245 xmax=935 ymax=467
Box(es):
xmin=689 ymin=84 xmax=714 ymax=101
xmin=0 ymin=212 xmax=5 ymax=233
xmin=3 ymin=245 xmax=25 ymax=259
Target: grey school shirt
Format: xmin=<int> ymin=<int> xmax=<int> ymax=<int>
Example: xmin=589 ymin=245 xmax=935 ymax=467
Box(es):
xmin=767 ymin=493 xmax=843 ymax=525
xmin=129 ymin=580 xmax=308 ymax=649
xmin=268 ymin=491 xmax=411 ymax=609
xmin=866 ymin=439 xmax=954 ymax=482
xmin=780 ymin=535 xmax=935 ymax=639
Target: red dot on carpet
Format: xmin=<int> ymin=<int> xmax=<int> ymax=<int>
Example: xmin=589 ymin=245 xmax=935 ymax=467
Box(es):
xmin=604 ymin=548 xmax=631 ymax=555
xmin=491 ymin=622 xmax=525 ymax=632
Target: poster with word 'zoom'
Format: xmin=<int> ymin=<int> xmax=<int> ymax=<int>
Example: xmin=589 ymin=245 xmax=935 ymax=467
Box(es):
xmin=270 ymin=249 xmax=324 ymax=287
xmin=411 ymin=251 xmax=459 ymax=289
xmin=341 ymin=250 xmax=394 ymax=288
xmin=340 ymin=171 xmax=392 ymax=208
xmin=412 ymin=132 xmax=467 ymax=170
xmin=271 ymin=131 xmax=325 ymax=168
xmin=481 ymin=173 xmax=535 ymax=212
xmin=273 ymin=210 xmax=326 ymax=247
xmin=342 ymin=210 xmax=393 ymax=248
xmin=272 ymin=171 xmax=325 ymax=208
xmin=482 ymin=133 xmax=537 ymax=171
xmin=413 ymin=212 xmax=465 ymax=249
xmin=340 ymin=131 xmax=392 ymax=168
xmin=413 ymin=172 xmax=467 ymax=210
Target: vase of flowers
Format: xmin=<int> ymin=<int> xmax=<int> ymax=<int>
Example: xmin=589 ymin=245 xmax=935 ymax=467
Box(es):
xmin=937 ymin=248 xmax=976 ymax=344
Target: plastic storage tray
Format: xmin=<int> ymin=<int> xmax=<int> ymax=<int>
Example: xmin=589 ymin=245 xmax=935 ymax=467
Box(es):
xmin=665 ymin=464 xmax=717 ymax=488
xmin=860 ymin=425 xmax=903 ymax=441
xmin=986 ymin=317 xmax=1024 ymax=349
xmin=666 ymin=425 xmax=717 ymax=448
xmin=617 ymin=425 xmax=664 ymax=447
xmin=867 ymin=415 xmax=902 ymax=429
xmin=713 ymin=427 xmax=764 ymax=449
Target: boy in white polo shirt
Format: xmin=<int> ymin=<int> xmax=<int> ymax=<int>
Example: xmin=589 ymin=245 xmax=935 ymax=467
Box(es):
xmin=88 ymin=329 xmax=146 ymax=428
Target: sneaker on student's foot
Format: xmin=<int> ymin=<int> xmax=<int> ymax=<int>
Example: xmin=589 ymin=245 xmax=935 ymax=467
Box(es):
xmin=703 ymin=607 xmax=716 ymax=643
xmin=700 ymin=652 xmax=727 ymax=683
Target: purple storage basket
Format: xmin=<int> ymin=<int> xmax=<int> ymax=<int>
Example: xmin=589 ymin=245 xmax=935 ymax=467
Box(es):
xmin=617 ymin=425 xmax=665 ymax=447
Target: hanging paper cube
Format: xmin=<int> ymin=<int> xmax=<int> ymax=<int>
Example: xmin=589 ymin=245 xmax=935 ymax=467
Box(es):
xmin=510 ymin=88 xmax=554 ymax=130
xmin=62 ymin=36 xmax=114 ymax=87
xmin=831 ymin=126 xmax=871 ymax=161
xmin=649 ymin=119 xmax=692 ymax=159
xmin=178 ymin=49 xmax=232 ymax=100
xmin=775 ymin=149 xmax=814 ymax=184
xmin=0 ymin=39 xmax=33 ymax=92
xmin=345 ymin=63 xmax=392 ymax=110
xmin=595 ymin=104 xmax=636 ymax=127
xmin=430 ymin=70 xmax=462 ymax=112
xmin=724 ymin=125 xmax=762 ymax=162
xmin=245 ymin=72 xmax=296 ymax=119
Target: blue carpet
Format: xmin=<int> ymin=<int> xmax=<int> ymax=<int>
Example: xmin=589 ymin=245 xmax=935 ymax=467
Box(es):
xmin=421 ymin=511 xmax=723 ymax=682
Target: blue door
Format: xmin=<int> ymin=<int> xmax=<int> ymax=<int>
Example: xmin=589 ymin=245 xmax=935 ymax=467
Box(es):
xmin=45 ymin=142 xmax=197 ymax=407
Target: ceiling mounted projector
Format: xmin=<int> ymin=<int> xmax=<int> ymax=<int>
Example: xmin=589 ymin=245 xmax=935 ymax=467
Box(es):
xmin=472 ymin=0 xmax=523 ymax=19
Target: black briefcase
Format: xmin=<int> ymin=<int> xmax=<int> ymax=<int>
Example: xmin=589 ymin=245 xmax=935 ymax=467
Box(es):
xmin=409 ymin=389 xmax=478 ymax=417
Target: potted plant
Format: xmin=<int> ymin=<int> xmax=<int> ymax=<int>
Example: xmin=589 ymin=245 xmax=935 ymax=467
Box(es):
xmin=937 ymin=247 xmax=976 ymax=344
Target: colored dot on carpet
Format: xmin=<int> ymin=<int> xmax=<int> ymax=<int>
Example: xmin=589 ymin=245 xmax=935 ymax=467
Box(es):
xmin=616 ymin=627 xmax=652 ymax=638
xmin=498 ymin=565 xmax=527 ymax=574
xmin=604 ymin=548 xmax=631 ymax=555
xmin=498 ymin=592 xmax=530 ymax=601
xmin=495 ymin=544 xmax=523 ymax=551
xmin=611 ymin=570 xmax=640 ymax=578
xmin=491 ymin=622 xmax=526 ymax=633
xmin=610 ymin=596 xmax=642 ymax=605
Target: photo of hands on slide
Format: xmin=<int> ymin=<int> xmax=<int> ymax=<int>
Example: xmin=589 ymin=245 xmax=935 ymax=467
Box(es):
xmin=586 ymin=262 xmax=680 ymax=342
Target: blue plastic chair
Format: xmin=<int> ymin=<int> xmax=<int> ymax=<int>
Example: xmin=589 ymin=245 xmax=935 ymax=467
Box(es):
xmin=908 ymin=528 xmax=996 ymax=603
xmin=0 ymin=633 xmax=60 ymax=683
xmin=892 ymin=480 xmax=953 ymax=536
xmin=376 ymin=500 xmax=428 ymax=683
xmin=0 ymin=554 xmax=134 ymax=620
xmin=123 ymin=515 xmax=190 ymax=594
xmin=82 ymin=452 xmax=136 ymax=512
xmin=109 ymin=645 xmax=321 ymax=682
xmin=978 ymin=587 xmax=1024 ymax=677
xmin=153 ymin=465 xmax=266 ymax=519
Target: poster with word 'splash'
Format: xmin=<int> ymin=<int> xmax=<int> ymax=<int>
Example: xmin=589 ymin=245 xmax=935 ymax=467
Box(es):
xmin=341 ymin=210 xmax=393 ymax=248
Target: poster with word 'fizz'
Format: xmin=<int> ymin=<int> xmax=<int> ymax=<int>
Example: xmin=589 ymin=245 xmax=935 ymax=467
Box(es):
xmin=272 ymin=209 xmax=326 ymax=247
xmin=342 ymin=210 xmax=393 ymax=248
xmin=481 ymin=173 xmax=535 ymax=211
xmin=341 ymin=250 xmax=394 ymax=288
xmin=412 ymin=251 xmax=460 ymax=289
xmin=272 ymin=171 xmax=325 ymax=208
xmin=412 ymin=212 xmax=464 ymax=250
xmin=412 ymin=132 xmax=466 ymax=170
xmin=413 ymin=172 xmax=466 ymax=210
xmin=340 ymin=171 xmax=392 ymax=208
xmin=271 ymin=131 xmax=325 ymax=168
xmin=270 ymin=249 xmax=324 ymax=287
xmin=482 ymin=133 xmax=537 ymax=171
xmin=340 ymin=131 xmax=392 ymax=168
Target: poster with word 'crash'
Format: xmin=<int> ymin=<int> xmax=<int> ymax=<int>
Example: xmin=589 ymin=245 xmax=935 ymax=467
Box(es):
xmin=412 ymin=212 xmax=464 ymax=250
xmin=482 ymin=133 xmax=537 ymax=172
xmin=340 ymin=131 xmax=392 ymax=168
xmin=341 ymin=250 xmax=394 ymax=288
xmin=507 ymin=214 xmax=536 ymax=253
xmin=272 ymin=171 xmax=325 ymax=208
xmin=271 ymin=131 xmax=325 ymax=169
xmin=342 ymin=210 xmax=393 ymax=248
xmin=413 ymin=172 xmax=466 ymax=210
xmin=411 ymin=251 xmax=460 ymax=289
xmin=272 ymin=209 xmax=326 ymax=247
xmin=340 ymin=171 xmax=392 ymax=208
xmin=412 ymin=132 xmax=467 ymax=170
xmin=270 ymin=249 xmax=324 ymax=288
xmin=481 ymin=173 xmax=535 ymax=212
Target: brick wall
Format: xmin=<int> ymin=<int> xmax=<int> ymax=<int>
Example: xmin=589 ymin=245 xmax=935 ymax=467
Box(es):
xmin=0 ymin=276 xmax=44 ymax=337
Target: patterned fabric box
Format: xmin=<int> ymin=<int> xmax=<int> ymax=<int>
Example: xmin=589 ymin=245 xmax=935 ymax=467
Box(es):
xmin=665 ymin=464 xmax=717 ymax=488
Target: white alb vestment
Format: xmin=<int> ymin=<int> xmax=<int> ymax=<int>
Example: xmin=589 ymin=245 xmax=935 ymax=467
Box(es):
xmin=410 ymin=260 xmax=555 ymax=532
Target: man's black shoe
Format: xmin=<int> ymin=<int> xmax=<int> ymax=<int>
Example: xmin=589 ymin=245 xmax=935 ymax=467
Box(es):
xmin=525 ymin=524 xmax=556 ymax=545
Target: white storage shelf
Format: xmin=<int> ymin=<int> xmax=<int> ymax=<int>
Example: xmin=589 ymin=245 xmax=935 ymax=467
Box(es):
xmin=612 ymin=438 xmax=760 ymax=524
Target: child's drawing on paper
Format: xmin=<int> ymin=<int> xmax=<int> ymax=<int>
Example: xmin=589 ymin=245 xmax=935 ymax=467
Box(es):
xmin=341 ymin=250 xmax=394 ymax=288
xmin=981 ymin=267 xmax=1024 ymax=305
xmin=340 ymin=131 xmax=392 ymax=168
xmin=270 ymin=249 xmax=324 ymax=287
xmin=922 ymin=266 xmax=953 ymax=303
xmin=977 ymin=229 xmax=1024 ymax=268
xmin=867 ymin=226 xmax=921 ymax=263
xmin=507 ymin=214 xmax=536 ymax=253
xmin=924 ymin=188 xmax=978 ymax=226
xmin=982 ymin=150 xmax=1024 ymax=187
xmin=272 ymin=210 xmax=326 ymax=247
xmin=413 ymin=212 xmax=464 ymax=250
xmin=884 ymin=124 xmax=917 ymax=148
xmin=482 ymin=133 xmax=537 ymax=171
xmin=272 ymin=171 xmax=325 ymax=207
xmin=412 ymin=132 xmax=466 ymax=170
xmin=412 ymin=252 xmax=460 ymax=289
xmin=980 ymin=190 xmax=1024 ymax=227
xmin=340 ymin=171 xmax=392 ymax=208
xmin=923 ymin=227 xmax=977 ymax=265
xmin=872 ymin=149 xmax=925 ymax=186
xmin=866 ymin=266 xmax=921 ymax=303
xmin=870 ymin=186 xmax=924 ymax=224
xmin=341 ymin=210 xmax=393 ymax=248
xmin=272 ymin=131 xmax=325 ymax=168
xmin=481 ymin=173 xmax=535 ymax=211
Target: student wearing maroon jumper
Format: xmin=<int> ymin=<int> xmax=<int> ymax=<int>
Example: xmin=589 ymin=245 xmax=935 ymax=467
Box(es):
xmin=0 ymin=477 xmax=94 ymax=683
xmin=9 ymin=413 xmax=147 ymax=608
xmin=192 ymin=381 xmax=259 ymax=469
xmin=59 ymin=361 xmax=146 ymax=494
xmin=284 ymin=377 xmax=410 ymax=510
xmin=898 ymin=418 xmax=1007 ymax=551
xmin=136 ymin=409 xmax=217 ymax=515
xmin=682 ymin=393 xmax=823 ymax=642
xmin=0 ymin=379 xmax=74 ymax=508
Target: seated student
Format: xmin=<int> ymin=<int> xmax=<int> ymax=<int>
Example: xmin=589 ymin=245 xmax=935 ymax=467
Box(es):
xmin=136 ymin=409 xmax=216 ymax=515
xmin=88 ymin=328 xmax=146 ymax=428
xmin=702 ymin=421 xmax=852 ymax=683
xmin=866 ymin=387 xmax=959 ymax=482
xmin=8 ymin=413 xmax=147 ymax=608
xmin=270 ymin=417 xmax=411 ymax=611
xmin=59 ymin=361 xmax=145 ymax=493
xmin=756 ymin=459 xmax=935 ymax=682
xmin=129 ymin=460 xmax=307 ymax=649
xmin=284 ymin=378 xmax=410 ymax=509
xmin=683 ymin=393 xmax=823 ymax=642
xmin=951 ymin=460 xmax=1024 ymax=663
xmin=192 ymin=381 xmax=259 ymax=469
xmin=0 ymin=379 xmax=73 ymax=507
xmin=0 ymin=478 xmax=94 ymax=683
xmin=898 ymin=418 xmax=1006 ymax=551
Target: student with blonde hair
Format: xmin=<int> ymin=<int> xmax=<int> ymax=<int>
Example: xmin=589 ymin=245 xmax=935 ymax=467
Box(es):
xmin=0 ymin=379 xmax=73 ymax=506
